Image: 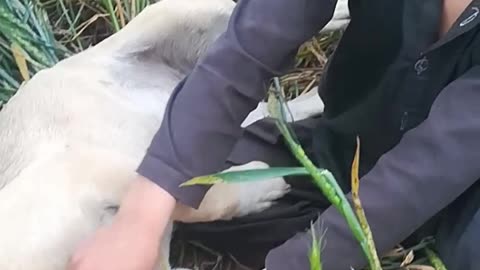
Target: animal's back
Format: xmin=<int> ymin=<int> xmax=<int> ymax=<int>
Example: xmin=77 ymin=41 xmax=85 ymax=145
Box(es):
xmin=0 ymin=46 xmax=183 ymax=189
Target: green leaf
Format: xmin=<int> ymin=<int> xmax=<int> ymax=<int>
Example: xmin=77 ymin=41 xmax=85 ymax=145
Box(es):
xmin=180 ymin=167 xmax=310 ymax=187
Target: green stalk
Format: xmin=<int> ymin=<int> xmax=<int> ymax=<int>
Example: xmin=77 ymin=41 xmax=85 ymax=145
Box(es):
xmin=268 ymin=77 xmax=378 ymax=269
xmin=425 ymin=248 xmax=447 ymax=270
xmin=58 ymin=0 xmax=83 ymax=50
xmin=102 ymin=0 xmax=121 ymax=32
xmin=309 ymin=224 xmax=323 ymax=270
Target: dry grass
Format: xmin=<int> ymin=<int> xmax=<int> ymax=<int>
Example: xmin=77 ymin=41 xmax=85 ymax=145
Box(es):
xmin=280 ymin=31 xmax=342 ymax=99
xmin=0 ymin=0 xmax=150 ymax=107
xmin=170 ymin=237 xmax=436 ymax=270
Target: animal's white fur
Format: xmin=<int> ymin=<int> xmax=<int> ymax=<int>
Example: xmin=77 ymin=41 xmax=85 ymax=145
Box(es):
xmin=0 ymin=0 xmax=348 ymax=269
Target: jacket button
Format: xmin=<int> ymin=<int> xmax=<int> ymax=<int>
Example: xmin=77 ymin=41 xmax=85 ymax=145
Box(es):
xmin=414 ymin=57 xmax=429 ymax=75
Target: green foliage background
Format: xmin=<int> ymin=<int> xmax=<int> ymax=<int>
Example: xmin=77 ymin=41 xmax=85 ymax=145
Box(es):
xmin=0 ymin=0 xmax=150 ymax=107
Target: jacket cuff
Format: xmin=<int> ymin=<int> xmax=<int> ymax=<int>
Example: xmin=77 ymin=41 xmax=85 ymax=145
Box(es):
xmin=136 ymin=152 xmax=209 ymax=209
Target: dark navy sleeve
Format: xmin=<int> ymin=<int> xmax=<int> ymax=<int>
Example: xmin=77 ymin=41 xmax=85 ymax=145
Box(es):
xmin=137 ymin=0 xmax=337 ymax=208
xmin=266 ymin=67 xmax=480 ymax=270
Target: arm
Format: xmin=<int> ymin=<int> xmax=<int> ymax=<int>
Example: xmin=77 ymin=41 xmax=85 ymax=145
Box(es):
xmin=266 ymin=67 xmax=480 ymax=270
xmin=137 ymin=0 xmax=338 ymax=209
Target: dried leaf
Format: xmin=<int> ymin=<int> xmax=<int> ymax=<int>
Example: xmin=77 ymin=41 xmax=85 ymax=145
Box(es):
xmin=351 ymin=136 xmax=360 ymax=198
xmin=115 ymin=0 xmax=126 ymax=27
xmin=350 ymin=136 xmax=382 ymax=270
xmin=400 ymin=250 xmax=415 ymax=266
xmin=11 ymin=43 xmax=29 ymax=81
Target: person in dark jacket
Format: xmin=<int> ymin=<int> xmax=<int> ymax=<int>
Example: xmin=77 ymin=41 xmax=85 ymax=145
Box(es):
xmin=69 ymin=0 xmax=480 ymax=270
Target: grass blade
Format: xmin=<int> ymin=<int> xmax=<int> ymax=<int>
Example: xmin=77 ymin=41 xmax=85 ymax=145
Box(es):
xmin=181 ymin=167 xmax=310 ymax=186
xmin=102 ymin=0 xmax=121 ymax=32
xmin=309 ymin=224 xmax=323 ymax=270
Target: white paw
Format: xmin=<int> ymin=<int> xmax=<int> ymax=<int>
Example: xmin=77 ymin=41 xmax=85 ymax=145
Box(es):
xmin=228 ymin=161 xmax=291 ymax=218
xmin=321 ymin=0 xmax=350 ymax=33
xmin=242 ymin=102 xmax=269 ymax=128
xmin=235 ymin=177 xmax=290 ymax=217
xmin=286 ymin=87 xmax=324 ymax=121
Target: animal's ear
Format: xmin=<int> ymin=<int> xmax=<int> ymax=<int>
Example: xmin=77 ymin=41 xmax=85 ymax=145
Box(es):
xmin=92 ymin=0 xmax=235 ymax=73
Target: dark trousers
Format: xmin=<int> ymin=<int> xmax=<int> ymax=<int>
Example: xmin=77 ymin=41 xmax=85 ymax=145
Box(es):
xmin=173 ymin=118 xmax=480 ymax=270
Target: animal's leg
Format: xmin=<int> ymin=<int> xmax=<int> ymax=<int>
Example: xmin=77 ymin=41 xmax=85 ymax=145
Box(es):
xmin=222 ymin=161 xmax=292 ymax=218
xmin=173 ymin=161 xmax=290 ymax=223
xmin=284 ymin=86 xmax=324 ymax=121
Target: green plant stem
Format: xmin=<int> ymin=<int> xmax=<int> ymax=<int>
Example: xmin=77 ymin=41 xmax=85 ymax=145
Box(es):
xmin=425 ymin=248 xmax=447 ymax=270
xmin=269 ymin=77 xmax=379 ymax=270
xmin=102 ymin=0 xmax=121 ymax=32
xmin=309 ymin=224 xmax=323 ymax=270
xmin=58 ymin=0 xmax=83 ymax=50
xmin=277 ymin=120 xmax=373 ymax=266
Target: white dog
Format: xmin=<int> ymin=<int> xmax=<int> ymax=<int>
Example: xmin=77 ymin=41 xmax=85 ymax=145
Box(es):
xmin=0 ymin=0 xmax=349 ymax=269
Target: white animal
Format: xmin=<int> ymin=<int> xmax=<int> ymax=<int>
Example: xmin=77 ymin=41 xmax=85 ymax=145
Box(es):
xmin=0 ymin=0 xmax=349 ymax=269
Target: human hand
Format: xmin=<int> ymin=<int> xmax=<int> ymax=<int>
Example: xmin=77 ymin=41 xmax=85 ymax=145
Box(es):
xmin=67 ymin=217 xmax=160 ymax=270
xmin=67 ymin=175 xmax=176 ymax=270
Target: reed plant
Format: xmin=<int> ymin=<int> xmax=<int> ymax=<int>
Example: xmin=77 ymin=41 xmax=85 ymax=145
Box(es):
xmin=0 ymin=0 xmax=150 ymax=107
